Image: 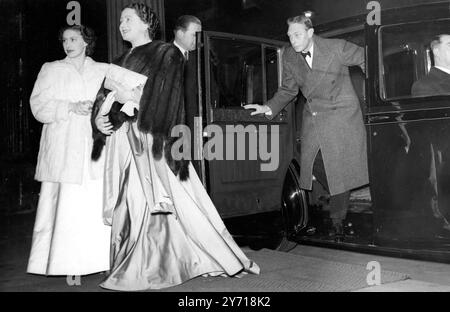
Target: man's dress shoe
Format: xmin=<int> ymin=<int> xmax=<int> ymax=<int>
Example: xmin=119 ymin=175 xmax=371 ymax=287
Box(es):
xmin=329 ymin=223 xmax=344 ymax=242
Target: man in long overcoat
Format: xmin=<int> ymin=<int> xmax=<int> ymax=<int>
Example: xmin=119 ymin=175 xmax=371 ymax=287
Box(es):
xmin=245 ymin=14 xmax=368 ymax=238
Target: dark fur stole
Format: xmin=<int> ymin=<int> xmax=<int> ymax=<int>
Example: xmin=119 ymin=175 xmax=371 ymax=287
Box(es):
xmin=91 ymin=40 xmax=189 ymax=180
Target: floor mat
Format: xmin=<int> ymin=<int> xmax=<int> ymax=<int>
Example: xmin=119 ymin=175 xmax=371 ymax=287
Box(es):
xmin=165 ymin=249 xmax=409 ymax=292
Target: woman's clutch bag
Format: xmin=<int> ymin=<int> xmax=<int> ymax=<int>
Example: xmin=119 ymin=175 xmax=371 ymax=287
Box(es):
xmin=104 ymin=64 xmax=147 ymax=91
xmin=103 ymin=64 xmax=148 ymax=116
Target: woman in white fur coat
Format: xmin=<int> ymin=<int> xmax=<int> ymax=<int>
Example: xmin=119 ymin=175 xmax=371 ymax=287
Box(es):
xmin=27 ymin=25 xmax=111 ymax=276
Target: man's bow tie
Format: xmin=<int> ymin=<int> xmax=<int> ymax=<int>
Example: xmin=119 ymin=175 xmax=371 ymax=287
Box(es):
xmin=301 ymin=51 xmax=311 ymax=58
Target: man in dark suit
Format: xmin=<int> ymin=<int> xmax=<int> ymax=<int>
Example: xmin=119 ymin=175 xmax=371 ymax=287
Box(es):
xmin=245 ymin=14 xmax=368 ymax=239
xmin=173 ymin=15 xmax=202 ymax=175
xmin=412 ymin=34 xmax=450 ymax=236
xmin=412 ymin=34 xmax=450 ymax=96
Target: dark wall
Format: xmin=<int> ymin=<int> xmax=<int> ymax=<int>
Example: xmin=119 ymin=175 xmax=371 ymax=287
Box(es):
xmin=24 ymin=0 xmax=108 ymax=65
xmin=164 ymin=0 xmax=305 ymax=41
xmin=164 ymin=0 xmax=448 ymax=41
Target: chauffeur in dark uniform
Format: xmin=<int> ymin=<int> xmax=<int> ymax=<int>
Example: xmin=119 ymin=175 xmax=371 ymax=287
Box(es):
xmin=173 ymin=15 xmax=202 ymax=175
xmin=412 ymin=34 xmax=450 ymax=96
xmin=245 ymin=14 xmax=368 ymax=240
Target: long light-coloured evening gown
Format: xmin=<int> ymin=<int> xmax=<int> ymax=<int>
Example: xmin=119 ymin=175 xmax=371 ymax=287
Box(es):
xmin=100 ymin=122 xmax=259 ymax=291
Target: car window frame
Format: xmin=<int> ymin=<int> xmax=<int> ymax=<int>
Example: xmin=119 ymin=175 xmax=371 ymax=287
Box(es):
xmin=204 ymin=32 xmax=284 ymax=110
xmin=378 ymin=18 xmax=450 ymax=102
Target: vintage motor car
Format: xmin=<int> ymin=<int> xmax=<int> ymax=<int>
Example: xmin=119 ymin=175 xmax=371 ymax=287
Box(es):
xmin=191 ymin=1 xmax=450 ymax=262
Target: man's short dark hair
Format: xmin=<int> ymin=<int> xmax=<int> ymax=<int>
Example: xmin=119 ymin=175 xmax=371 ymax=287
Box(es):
xmin=174 ymin=15 xmax=201 ymax=32
xmin=286 ymin=14 xmax=314 ymax=30
xmin=431 ymin=34 xmax=448 ymax=51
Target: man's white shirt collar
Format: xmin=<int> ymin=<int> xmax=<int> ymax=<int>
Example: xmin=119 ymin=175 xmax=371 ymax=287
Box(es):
xmin=303 ymin=43 xmax=314 ymax=68
xmin=435 ymin=66 xmax=450 ymax=75
xmin=174 ymin=40 xmax=188 ymax=58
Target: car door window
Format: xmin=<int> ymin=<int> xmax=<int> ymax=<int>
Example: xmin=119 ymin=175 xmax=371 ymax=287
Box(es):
xmin=379 ymin=19 xmax=450 ymax=101
xmin=265 ymin=46 xmax=279 ymax=100
xmin=209 ymin=38 xmax=262 ymax=108
xmin=208 ymin=37 xmax=281 ymax=108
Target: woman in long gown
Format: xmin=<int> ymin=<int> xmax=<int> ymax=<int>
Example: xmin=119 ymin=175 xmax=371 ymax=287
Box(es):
xmin=27 ymin=25 xmax=111 ymax=276
xmin=92 ymin=3 xmax=259 ymax=291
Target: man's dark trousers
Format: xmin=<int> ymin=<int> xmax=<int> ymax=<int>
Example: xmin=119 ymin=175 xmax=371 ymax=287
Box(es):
xmin=312 ymin=150 xmax=350 ymax=226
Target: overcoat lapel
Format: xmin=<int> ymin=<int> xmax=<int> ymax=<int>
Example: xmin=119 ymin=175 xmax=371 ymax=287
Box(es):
xmin=303 ymin=36 xmax=333 ymax=99
xmin=297 ymin=51 xmax=312 ymax=73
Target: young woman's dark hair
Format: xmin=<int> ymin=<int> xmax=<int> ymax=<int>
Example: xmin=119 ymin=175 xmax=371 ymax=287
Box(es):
xmin=59 ymin=25 xmax=97 ymax=56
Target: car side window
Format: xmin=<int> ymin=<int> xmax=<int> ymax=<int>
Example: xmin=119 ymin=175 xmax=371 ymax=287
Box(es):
xmin=208 ymin=37 xmax=280 ymax=108
xmin=265 ymin=46 xmax=279 ymax=100
xmin=379 ymin=19 xmax=450 ymax=100
xmin=209 ymin=38 xmax=262 ymax=108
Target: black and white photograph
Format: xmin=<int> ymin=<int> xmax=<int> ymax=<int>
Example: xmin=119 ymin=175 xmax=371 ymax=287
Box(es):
xmin=2 ymin=0 xmax=450 ymax=297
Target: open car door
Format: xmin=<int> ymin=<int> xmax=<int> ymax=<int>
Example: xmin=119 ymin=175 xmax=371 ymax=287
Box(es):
xmin=193 ymin=31 xmax=296 ymax=219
